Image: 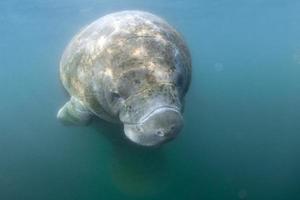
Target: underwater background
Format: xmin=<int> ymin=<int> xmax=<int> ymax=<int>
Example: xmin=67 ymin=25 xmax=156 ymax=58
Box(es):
xmin=0 ymin=0 xmax=300 ymax=199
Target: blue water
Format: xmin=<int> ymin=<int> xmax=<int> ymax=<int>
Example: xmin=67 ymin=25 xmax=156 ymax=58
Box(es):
xmin=1 ymin=0 xmax=300 ymax=199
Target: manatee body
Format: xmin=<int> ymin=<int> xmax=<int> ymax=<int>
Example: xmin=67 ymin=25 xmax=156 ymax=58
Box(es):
xmin=57 ymin=10 xmax=192 ymax=146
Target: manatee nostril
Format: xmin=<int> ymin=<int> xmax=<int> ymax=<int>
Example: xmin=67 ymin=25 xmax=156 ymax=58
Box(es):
xmin=156 ymin=130 xmax=164 ymax=137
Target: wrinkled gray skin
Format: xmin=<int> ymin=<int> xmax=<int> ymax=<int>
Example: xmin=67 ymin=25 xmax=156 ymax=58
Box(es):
xmin=57 ymin=11 xmax=191 ymax=146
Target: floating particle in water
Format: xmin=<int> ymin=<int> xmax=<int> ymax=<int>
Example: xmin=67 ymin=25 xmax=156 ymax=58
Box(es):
xmin=214 ymin=62 xmax=224 ymax=72
xmin=293 ymin=50 xmax=300 ymax=64
xmin=238 ymin=189 xmax=248 ymax=199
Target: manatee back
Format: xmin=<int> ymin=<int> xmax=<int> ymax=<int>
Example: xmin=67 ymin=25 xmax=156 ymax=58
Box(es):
xmin=59 ymin=11 xmax=191 ymax=120
xmin=95 ymin=11 xmax=191 ymax=111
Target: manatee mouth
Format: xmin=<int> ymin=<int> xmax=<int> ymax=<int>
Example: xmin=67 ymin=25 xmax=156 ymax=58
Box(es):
xmin=123 ymin=106 xmax=183 ymax=146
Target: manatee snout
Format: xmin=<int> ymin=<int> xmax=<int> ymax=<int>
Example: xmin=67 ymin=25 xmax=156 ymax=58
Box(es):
xmin=124 ymin=107 xmax=183 ymax=146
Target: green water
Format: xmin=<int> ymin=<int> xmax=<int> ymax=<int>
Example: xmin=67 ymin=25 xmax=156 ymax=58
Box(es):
xmin=0 ymin=0 xmax=300 ymax=199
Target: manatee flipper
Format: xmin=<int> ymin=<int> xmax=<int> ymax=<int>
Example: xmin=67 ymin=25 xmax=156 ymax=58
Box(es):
xmin=57 ymin=97 xmax=93 ymax=125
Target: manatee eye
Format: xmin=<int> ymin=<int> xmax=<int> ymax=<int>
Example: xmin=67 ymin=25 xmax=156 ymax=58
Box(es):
xmin=111 ymin=92 xmax=121 ymax=102
xmin=134 ymin=79 xmax=141 ymax=84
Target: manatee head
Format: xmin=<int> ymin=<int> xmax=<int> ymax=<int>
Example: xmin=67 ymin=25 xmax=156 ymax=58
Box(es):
xmin=117 ymin=80 xmax=184 ymax=146
xmin=102 ymin=63 xmax=187 ymax=146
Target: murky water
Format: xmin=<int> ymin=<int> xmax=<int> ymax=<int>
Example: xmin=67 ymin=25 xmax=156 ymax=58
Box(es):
xmin=0 ymin=0 xmax=300 ymax=199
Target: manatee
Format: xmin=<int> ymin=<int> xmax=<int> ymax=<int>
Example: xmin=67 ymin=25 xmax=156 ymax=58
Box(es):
xmin=57 ymin=10 xmax=192 ymax=146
